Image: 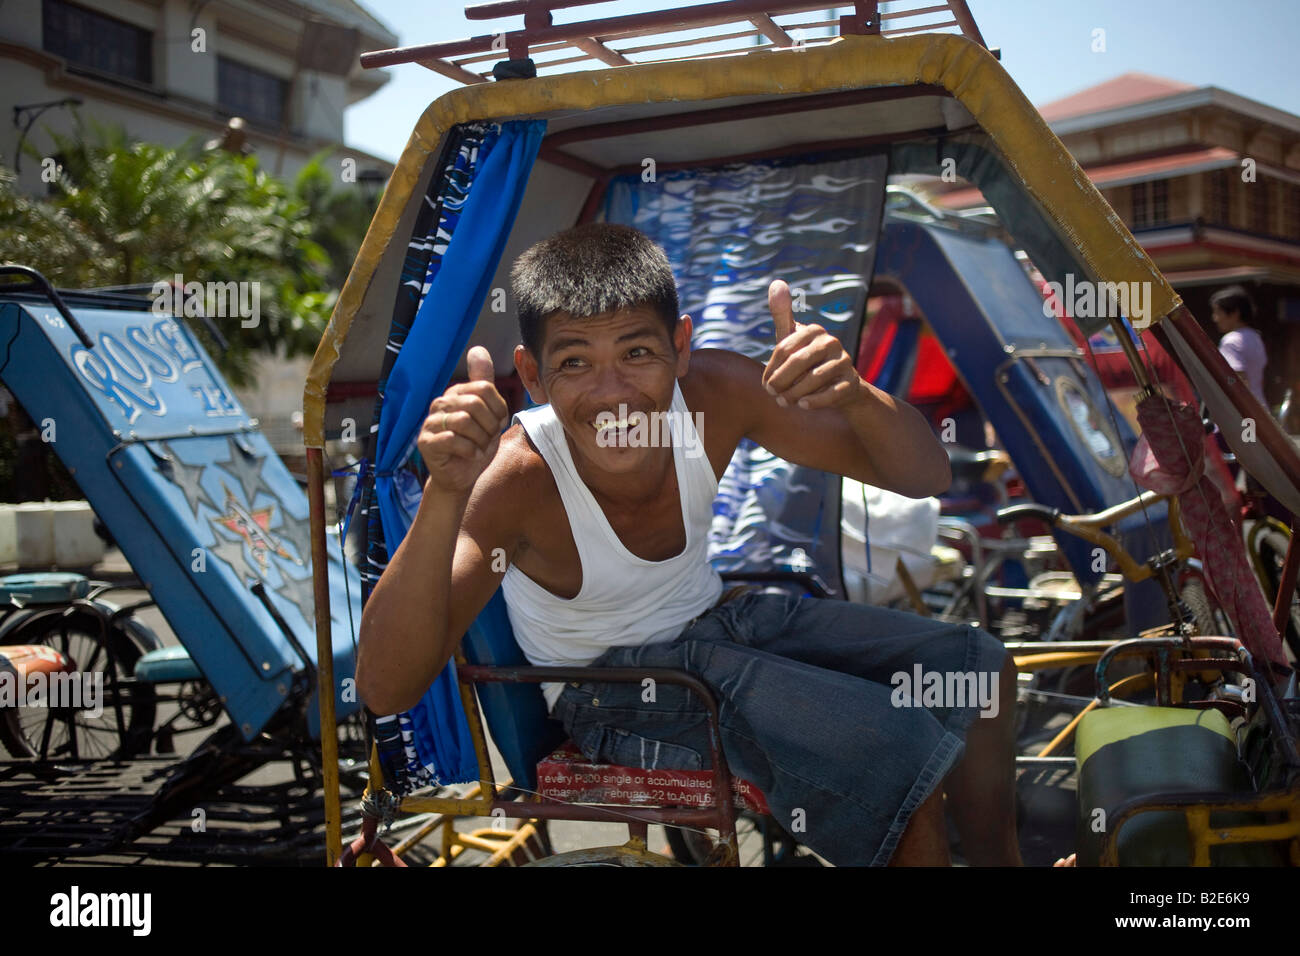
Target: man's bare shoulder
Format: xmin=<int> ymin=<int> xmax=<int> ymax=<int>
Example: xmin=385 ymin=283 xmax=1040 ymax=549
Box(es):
xmin=472 ymin=422 xmax=552 ymax=501
xmin=461 ymin=423 xmax=558 ymax=539
xmin=682 ymin=345 xmax=767 ymax=397
xmin=681 ymin=347 xmax=766 ymax=417
xmin=680 ymin=348 xmax=765 ymax=475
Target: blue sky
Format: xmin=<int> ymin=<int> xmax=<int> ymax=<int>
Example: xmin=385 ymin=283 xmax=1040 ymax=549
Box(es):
xmin=346 ymin=0 xmax=1300 ymax=163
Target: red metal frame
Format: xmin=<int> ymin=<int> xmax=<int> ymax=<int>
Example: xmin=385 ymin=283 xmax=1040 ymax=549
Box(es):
xmin=456 ymin=662 xmax=744 ymax=864
xmin=1158 ymin=306 xmax=1300 ymax=499
xmin=1273 ymin=520 xmax=1300 ymax=635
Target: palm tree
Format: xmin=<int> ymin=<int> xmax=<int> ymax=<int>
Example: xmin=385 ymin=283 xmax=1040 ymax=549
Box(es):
xmin=0 ymin=123 xmax=341 ymax=386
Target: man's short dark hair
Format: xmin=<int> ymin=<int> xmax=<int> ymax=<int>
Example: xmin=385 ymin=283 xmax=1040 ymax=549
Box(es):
xmin=511 ymin=223 xmax=679 ymax=355
xmin=1210 ymin=285 xmax=1256 ymax=326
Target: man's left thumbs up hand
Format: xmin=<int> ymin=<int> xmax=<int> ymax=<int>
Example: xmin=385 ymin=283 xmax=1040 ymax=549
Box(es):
xmin=761 ymin=279 xmax=863 ymax=410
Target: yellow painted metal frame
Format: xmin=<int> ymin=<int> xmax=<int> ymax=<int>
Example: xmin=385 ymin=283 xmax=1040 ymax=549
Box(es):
xmin=338 ymin=645 xmax=690 ymax=866
xmin=1101 ymin=788 xmax=1300 ymax=866
xmin=1015 ymin=637 xmax=1297 ymax=865
xmin=305 ymin=27 xmax=1201 ymax=867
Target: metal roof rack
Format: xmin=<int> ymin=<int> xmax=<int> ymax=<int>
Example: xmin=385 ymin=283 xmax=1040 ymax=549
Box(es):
xmin=359 ymin=0 xmax=987 ymax=84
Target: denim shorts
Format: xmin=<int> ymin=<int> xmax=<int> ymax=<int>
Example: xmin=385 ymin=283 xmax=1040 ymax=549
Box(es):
xmin=551 ymin=589 xmax=1009 ymax=865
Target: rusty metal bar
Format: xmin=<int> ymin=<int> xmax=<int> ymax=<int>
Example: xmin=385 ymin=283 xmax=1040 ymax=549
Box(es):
xmin=417 ymin=56 xmax=485 ymax=85
xmin=838 ymin=0 xmax=879 ymax=36
xmin=593 ymin=26 xmax=764 ymax=57
xmin=572 ymin=36 xmax=632 ymax=66
xmin=1272 ymin=517 xmax=1300 ymax=634
xmin=882 ymin=3 xmax=951 ymax=22
xmin=306 ymin=446 xmax=342 ymax=866
xmin=749 ymin=13 xmax=792 ymax=45
xmin=545 ymin=115 xmax=947 ymax=186
xmin=362 ymin=0 xmax=899 ymax=69
xmin=1106 ymin=314 xmax=1154 ymax=393
xmin=575 ymin=171 xmax=613 ymax=224
xmin=603 ymin=126 xmax=945 ymax=178
xmin=455 ymin=39 xmax=569 ymax=66
xmin=947 ymin=0 xmax=986 ymax=46
xmin=453 ymin=651 xmax=498 ymax=799
xmin=537 ymin=142 xmax=605 ymax=179
xmin=882 ymin=19 xmax=958 ymax=37
xmin=465 ymin=0 xmax=609 ymax=18
xmin=1094 ymin=635 xmax=1243 ymax=704
xmin=458 ymin=663 xmax=739 ymax=856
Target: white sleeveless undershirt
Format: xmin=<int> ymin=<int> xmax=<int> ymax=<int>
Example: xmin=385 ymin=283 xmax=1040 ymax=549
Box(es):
xmin=501 ymin=380 xmax=724 ymax=711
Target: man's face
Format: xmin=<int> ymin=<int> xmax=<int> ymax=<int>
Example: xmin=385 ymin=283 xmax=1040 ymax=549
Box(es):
xmin=514 ymin=305 xmax=691 ymax=475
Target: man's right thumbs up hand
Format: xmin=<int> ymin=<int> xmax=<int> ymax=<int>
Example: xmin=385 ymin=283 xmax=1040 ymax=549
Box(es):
xmin=418 ymin=345 xmax=510 ymax=496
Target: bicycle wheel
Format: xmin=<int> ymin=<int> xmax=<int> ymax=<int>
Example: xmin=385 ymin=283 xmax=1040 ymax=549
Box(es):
xmin=1178 ymin=576 xmax=1231 ymax=638
xmin=664 ymin=811 xmax=822 ymax=866
xmin=0 ymin=706 xmax=35 ymax=758
xmin=1 ymin=607 xmax=157 ymax=759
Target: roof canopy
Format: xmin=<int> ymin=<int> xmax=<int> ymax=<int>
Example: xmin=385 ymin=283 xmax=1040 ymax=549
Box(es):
xmin=305 ymin=31 xmax=1182 ymax=448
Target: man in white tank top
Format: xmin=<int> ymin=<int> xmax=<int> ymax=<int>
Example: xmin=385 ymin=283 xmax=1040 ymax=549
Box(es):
xmin=357 ymin=224 xmax=1021 ymax=866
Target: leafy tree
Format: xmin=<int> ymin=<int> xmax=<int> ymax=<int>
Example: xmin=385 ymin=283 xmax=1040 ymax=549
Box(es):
xmin=0 ymin=123 xmax=371 ymax=386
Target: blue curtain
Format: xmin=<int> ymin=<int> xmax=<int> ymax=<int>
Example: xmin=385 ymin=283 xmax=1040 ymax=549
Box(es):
xmin=373 ymin=118 xmax=545 ymax=785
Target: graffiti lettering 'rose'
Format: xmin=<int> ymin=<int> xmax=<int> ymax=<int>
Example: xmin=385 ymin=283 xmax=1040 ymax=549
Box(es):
xmin=70 ymin=318 xmax=235 ymax=425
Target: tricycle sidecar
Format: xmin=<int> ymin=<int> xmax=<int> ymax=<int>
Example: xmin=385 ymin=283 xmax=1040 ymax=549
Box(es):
xmin=302 ymin=1 xmax=1299 ymax=866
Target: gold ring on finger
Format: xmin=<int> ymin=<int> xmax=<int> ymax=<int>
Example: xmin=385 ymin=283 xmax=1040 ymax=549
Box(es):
xmin=441 ymin=411 xmax=448 ymax=432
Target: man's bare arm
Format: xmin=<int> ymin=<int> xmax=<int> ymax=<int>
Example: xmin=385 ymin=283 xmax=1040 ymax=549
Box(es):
xmin=355 ymin=346 xmax=515 ymax=716
xmin=355 ymin=477 xmax=518 ymax=715
xmin=686 ymin=282 xmax=950 ymax=498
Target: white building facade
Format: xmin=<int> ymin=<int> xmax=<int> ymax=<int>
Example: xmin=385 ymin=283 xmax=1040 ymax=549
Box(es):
xmin=1 ymin=0 xmax=396 ymax=191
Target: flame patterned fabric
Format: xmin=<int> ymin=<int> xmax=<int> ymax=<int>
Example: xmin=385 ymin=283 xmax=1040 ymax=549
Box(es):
xmin=602 ymin=152 xmax=888 ymax=584
xmin=1128 ymin=393 xmax=1287 ymax=668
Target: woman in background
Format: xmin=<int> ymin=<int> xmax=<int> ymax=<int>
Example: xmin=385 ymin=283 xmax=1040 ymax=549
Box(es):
xmin=1210 ymin=285 xmax=1271 ymax=503
xmin=1211 ymin=285 xmax=1267 ymax=405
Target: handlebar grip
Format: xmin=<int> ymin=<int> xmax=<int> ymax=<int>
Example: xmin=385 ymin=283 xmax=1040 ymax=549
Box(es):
xmin=995 ymin=502 xmax=1061 ymax=526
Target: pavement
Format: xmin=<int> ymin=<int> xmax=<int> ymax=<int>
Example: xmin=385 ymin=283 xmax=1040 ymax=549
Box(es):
xmin=3 ymin=547 xmax=787 ymax=865
xmin=3 ymin=546 xmax=1077 ymax=866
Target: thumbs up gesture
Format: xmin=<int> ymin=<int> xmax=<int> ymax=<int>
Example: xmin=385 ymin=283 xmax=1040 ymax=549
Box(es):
xmin=762 ymin=279 xmax=862 ymax=410
xmin=418 ymin=345 xmax=510 ymax=495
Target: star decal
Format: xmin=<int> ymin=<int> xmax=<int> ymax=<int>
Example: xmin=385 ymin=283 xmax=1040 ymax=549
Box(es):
xmin=276 ymin=569 xmax=319 ymax=629
xmin=210 ymin=532 xmax=257 ymax=585
xmin=208 ymin=481 xmax=294 ymax=573
xmin=276 ymin=513 xmax=314 ymax=571
xmin=215 ymin=436 xmax=274 ymax=505
xmin=160 ymin=442 xmax=217 ymax=517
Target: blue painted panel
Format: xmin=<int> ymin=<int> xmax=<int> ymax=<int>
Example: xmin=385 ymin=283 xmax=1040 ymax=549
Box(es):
xmin=874 ymin=220 xmax=1169 ymax=590
xmin=0 ymin=300 xmax=360 ymax=738
xmin=20 ymin=303 xmax=251 ymax=438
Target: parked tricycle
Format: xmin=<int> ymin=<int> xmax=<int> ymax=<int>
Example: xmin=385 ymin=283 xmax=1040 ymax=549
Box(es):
xmin=291 ymin=1 xmax=1298 ymax=867
xmin=0 ymin=269 xmax=375 ymax=859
